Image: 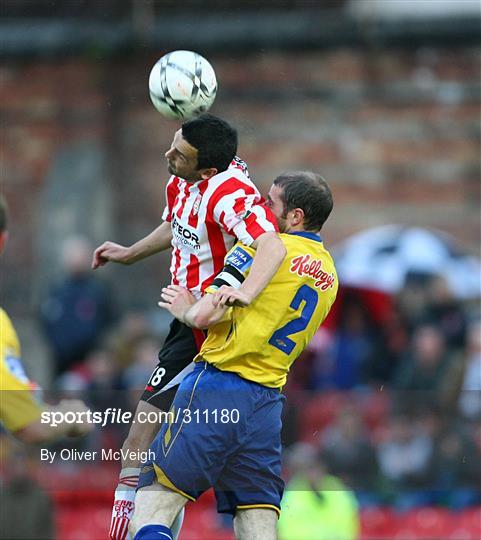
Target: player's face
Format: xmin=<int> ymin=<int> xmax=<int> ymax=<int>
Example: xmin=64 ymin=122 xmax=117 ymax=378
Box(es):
xmin=165 ymin=130 xmax=201 ymax=182
xmin=265 ymin=184 xmax=288 ymax=232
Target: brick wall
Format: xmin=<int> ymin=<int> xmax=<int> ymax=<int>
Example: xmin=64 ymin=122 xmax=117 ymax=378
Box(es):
xmin=1 ymin=47 xmax=480 ymax=313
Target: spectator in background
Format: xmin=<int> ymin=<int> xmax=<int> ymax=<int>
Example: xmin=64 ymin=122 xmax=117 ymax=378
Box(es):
xmin=40 ymin=236 xmax=116 ymax=375
xmin=330 ymin=295 xmax=380 ymax=390
xmin=84 ymin=347 xmax=129 ymax=455
xmin=300 ymin=327 xmax=336 ymax=391
xmin=447 ymin=319 xmax=481 ymax=421
xmin=423 ymin=276 xmax=467 ymax=351
xmin=321 ymin=405 xmax=379 ymax=503
xmin=377 ymin=413 xmax=435 ymax=510
xmin=431 ymin=426 xmax=481 ymax=509
xmin=364 ymin=304 xmax=410 ymax=384
xmin=278 ymin=443 xmax=359 ymax=540
xmin=121 ymin=335 xmax=160 ymax=411
xmin=85 ymin=347 xmax=125 ymax=412
xmin=107 ymin=311 xmax=152 ymax=371
xmin=393 ymin=324 xmax=454 ymax=412
xmin=396 ymin=279 xmax=431 ymax=333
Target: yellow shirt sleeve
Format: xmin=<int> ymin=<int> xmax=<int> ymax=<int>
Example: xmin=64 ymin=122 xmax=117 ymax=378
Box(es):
xmin=0 ymin=309 xmax=42 ymax=432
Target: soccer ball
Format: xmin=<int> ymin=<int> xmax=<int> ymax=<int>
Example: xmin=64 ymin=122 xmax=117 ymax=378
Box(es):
xmin=149 ymin=50 xmax=217 ymax=120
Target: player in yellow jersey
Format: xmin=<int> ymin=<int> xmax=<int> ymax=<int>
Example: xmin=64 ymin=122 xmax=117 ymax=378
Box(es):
xmin=131 ymin=172 xmax=337 ymax=540
xmin=0 ymin=196 xmax=91 ymax=442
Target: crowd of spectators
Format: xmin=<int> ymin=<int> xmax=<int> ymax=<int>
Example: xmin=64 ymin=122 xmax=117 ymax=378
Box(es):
xmin=283 ymin=275 xmax=481 ymax=511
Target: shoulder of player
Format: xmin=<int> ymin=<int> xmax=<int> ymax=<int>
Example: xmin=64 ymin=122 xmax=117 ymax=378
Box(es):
xmin=281 ymin=234 xmax=335 ymax=262
xmin=210 ymin=167 xmax=258 ymax=193
xmin=277 ymin=236 xmax=338 ymax=292
xmin=165 ymin=175 xmax=184 ymax=192
xmin=204 ymin=170 xmax=260 ymax=210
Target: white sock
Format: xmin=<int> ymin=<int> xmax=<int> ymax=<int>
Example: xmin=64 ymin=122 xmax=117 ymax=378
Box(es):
xmin=171 ymin=507 xmax=185 ymax=540
xmin=109 ymin=467 xmax=140 ymax=540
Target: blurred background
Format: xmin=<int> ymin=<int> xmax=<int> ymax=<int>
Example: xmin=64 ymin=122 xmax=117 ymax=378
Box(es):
xmin=1 ymin=1 xmax=480 ymax=539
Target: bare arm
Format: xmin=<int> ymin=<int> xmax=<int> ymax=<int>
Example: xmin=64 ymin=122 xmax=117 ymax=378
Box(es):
xmin=92 ymin=221 xmax=172 ymax=269
xmin=214 ymin=231 xmax=286 ymax=307
xmin=158 ymin=285 xmax=227 ymax=329
xmin=184 ymin=292 xmax=228 ymax=328
xmin=14 ymin=399 xmax=92 ymax=444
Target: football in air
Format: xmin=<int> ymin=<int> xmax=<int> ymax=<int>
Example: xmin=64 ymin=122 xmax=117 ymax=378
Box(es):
xmin=149 ymin=50 xmax=217 ymax=120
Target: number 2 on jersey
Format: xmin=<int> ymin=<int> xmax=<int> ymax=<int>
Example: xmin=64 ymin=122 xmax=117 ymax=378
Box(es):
xmin=268 ymin=284 xmax=318 ymax=355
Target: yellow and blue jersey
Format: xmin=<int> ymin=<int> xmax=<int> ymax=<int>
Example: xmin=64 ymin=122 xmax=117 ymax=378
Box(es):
xmin=139 ymin=232 xmax=338 ymax=511
xmin=197 ymin=232 xmax=338 ymax=388
xmin=0 ymin=308 xmax=41 ymax=432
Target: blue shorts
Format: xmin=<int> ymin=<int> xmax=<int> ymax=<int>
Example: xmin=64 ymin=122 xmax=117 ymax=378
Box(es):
xmin=138 ymin=361 xmax=285 ymax=516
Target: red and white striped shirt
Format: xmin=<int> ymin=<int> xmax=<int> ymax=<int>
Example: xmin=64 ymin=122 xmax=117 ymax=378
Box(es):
xmin=162 ymin=157 xmax=278 ymax=299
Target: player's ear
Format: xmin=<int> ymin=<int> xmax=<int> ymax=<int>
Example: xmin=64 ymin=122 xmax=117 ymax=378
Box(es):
xmin=200 ymin=168 xmax=218 ymax=180
xmin=290 ymin=208 xmax=304 ymax=227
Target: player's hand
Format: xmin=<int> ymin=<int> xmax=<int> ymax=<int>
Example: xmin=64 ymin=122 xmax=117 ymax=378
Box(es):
xmin=56 ymin=399 xmax=93 ymax=437
xmin=92 ymin=241 xmax=133 ymax=269
xmin=158 ymin=285 xmax=196 ymax=321
xmin=212 ymin=286 xmax=253 ymax=308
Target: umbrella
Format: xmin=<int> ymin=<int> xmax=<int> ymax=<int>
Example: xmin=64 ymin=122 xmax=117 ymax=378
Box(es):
xmin=332 ymin=225 xmax=481 ymax=299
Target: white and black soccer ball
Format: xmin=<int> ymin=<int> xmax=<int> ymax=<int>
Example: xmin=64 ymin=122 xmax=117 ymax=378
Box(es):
xmin=149 ymin=50 xmax=217 ymax=120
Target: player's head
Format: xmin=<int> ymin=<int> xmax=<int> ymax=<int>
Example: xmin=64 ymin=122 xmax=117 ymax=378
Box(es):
xmin=0 ymin=195 xmax=9 ymax=254
xmin=266 ymin=171 xmax=333 ymax=234
xmin=165 ymin=113 xmax=238 ymax=183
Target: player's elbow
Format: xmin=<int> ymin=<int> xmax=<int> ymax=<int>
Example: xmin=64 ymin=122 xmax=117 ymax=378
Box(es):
xmin=189 ymin=307 xmax=223 ymax=329
xmin=14 ymin=421 xmax=52 ymax=444
xmin=190 ymin=313 xmax=212 ymax=329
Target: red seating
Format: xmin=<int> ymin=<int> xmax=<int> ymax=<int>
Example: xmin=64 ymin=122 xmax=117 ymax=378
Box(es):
xmin=299 ymin=391 xmax=347 ymax=442
xmin=402 ymin=507 xmax=453 ymax=539
xmin=360 ymin=506 xmax=397 ymax=539
xmin=52 ymin=497 xmax=481 ymax=540
xmin=360 ymin=507 xmax=481 ymax=540
xmin=55 ymin=505 xmax=111 ymax=540
xmin=35 ymin=464 xmax=480 ymax=540
xmin=358 ymin=391 xmax=391 ymax=432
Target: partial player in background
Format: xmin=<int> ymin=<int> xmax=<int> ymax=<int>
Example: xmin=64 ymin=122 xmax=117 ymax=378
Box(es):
xmin=92 ymin=114 xmax=286 ymax=540
xmin=0 ymin=196 xmax=92 ymax=443
xmin=131 ymin=172 xmax=338 ymax=540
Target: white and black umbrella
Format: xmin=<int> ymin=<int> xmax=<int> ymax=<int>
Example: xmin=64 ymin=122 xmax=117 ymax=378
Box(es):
xmin=333 ymin=225 xmax=481 ymax=299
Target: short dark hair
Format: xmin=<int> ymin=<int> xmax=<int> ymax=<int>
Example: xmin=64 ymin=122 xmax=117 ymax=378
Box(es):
xmin=182 ymin=113 xmax=238 ymax=172
xmin=0 ymin=195 xmax=7 ymax=233
xmin=274 ymin=171 xmax=333 ymax=231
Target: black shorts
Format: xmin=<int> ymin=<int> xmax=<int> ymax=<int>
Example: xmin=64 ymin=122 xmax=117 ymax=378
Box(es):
xmin=140 ymin=318 xmax=205 ymax=411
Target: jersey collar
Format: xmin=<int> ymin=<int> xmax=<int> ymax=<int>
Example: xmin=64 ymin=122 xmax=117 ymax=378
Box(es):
xmin=289 ymin=231 xmax=322 ymax=243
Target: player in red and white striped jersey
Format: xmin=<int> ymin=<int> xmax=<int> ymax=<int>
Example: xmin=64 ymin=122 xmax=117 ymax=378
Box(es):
xmin=164 ymin=162 xmax=275 ymax=299
xmin=92 ymin=114 xmax=286 ymax=540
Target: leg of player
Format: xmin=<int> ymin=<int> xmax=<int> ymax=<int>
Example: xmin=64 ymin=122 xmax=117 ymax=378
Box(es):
xmin=109 ymin=400 xmax=161 ymax=540
xmin=170 ymin=509 xmax=185 ymax=540
xmin=130 ymin=483 xmax=188 ymax=540
xmin=233 ymin=508 xmax=278 ymax=540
